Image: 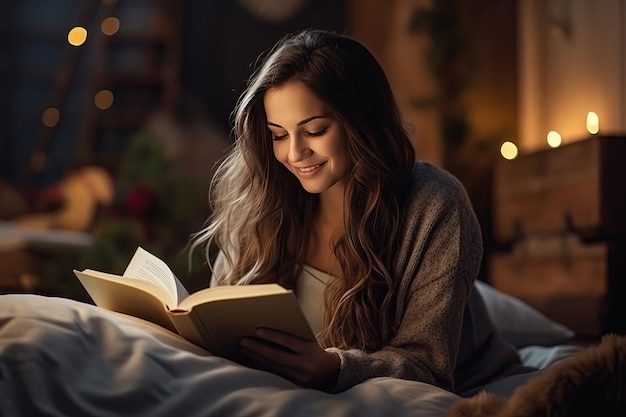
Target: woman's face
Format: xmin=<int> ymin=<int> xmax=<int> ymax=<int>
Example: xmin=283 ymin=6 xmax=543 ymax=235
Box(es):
xmin=264 ymin=81 xmax=350 ymax=196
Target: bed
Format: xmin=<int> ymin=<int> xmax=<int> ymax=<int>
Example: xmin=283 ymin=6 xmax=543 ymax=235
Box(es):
xmin=0 ymin=282 xmax=621 ymax=417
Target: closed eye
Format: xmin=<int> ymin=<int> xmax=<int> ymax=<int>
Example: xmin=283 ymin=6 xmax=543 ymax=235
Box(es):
xmin=306 ymin=127 xmax=328 ymax=137
xmin=272 ymin=133 xmax=288 ymax=141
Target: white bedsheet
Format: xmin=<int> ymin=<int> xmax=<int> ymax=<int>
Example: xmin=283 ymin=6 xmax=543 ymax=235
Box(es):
xmin=0 ymin=294 xmax=461 ymax=417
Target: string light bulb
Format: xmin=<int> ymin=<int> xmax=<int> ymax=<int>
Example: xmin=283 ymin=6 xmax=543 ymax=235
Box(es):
xmin=500 ymin=141 xmax=518 ymax=160
xmin=68 ymin=27 xmax=87 ymax=46
xmin=42 ymin=107 xmax=60 ymax=127
xmin=101 ymin=17 xmax=120 ymax=36
xmin=95 ymin=90 xmax=114 ymax=110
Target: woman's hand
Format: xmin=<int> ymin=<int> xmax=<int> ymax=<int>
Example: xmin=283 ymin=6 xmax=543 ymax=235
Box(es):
xmin=239 ymin=328 xmax=340 ymax=391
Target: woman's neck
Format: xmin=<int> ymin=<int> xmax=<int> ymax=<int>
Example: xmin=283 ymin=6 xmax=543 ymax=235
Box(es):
xmin=305 ymin=183 xmax=345 ymax=276
xmin=317 ymin=182 xmax=345 ymax=230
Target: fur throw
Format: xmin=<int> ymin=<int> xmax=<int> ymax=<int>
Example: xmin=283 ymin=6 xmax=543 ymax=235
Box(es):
xmin=447 ymin=334 xmax=626 ymax=417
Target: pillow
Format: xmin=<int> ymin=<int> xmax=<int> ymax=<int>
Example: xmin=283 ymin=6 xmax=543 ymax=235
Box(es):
xmin=474 ymin=281 xmax=575 ymax=348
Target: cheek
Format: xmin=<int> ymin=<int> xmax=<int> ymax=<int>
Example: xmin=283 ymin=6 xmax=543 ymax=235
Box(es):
xmin=329 ymin=135 xmax=349 ymax=165
xmin=272 ymin=142 xmax=286 ymax=163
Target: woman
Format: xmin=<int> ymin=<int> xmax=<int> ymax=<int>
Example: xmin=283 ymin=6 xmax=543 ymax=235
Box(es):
xmin=191 ymin=29 xmax=530 ymax=395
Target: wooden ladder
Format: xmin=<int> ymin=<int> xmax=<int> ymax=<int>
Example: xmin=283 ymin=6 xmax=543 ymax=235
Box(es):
xmin=78 ymin=0 xmax=183 ymax=170
xmin=26 ymin=0 xmax=182 ymax=183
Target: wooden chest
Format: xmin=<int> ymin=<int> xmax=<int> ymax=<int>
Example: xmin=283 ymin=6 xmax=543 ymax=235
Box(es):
xmin=489 ymin=136 xmax=626 ymax=338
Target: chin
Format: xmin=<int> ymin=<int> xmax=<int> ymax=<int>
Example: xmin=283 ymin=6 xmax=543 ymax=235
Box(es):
xmin=300 ymin=185 xmax=324 ymax=195
xmin=296 ymin=180 xmax=327 ymax=194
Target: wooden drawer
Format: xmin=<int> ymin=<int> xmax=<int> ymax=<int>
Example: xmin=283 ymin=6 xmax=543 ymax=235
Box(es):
xmin=490 ymin=136 xmax=626 ymax=338
xmin=489 ymin=235 xmax=607 ymax=337
xmin=493 ymin=136 xmax=626 ymax=243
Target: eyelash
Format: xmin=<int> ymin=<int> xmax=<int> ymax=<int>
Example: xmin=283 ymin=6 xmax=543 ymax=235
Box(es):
xmin=271 ymin=127 xmax=328 ymax=141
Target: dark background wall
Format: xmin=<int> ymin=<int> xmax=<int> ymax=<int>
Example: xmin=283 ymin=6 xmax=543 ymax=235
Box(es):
xmin=181 ymin=0 xmax=346 ymax=133
xmin=0 ymin=0 xmax=346 ymax=190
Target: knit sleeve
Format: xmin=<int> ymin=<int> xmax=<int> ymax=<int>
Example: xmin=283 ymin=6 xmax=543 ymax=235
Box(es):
xmin=328 ymin=162 xmax=483 ymax=393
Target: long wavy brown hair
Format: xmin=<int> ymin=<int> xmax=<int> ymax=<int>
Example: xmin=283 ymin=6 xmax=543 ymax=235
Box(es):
xmin=191 ymin=29 xmax=416 ymax=351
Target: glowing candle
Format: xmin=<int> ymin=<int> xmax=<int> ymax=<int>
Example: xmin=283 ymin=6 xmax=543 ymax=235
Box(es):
xmin=586 ymin=112 xmax=599 ymax=134
xmin=547 ymin=130 xmax=562 ymax=148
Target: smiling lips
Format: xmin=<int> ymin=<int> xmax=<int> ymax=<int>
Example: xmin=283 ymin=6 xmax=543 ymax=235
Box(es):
xmin=294 ymin=162 xmax=324 ymax=177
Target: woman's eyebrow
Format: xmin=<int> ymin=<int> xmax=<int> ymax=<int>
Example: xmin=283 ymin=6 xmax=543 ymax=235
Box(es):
xmin=267 ymin=115 xmax=326 ymax=128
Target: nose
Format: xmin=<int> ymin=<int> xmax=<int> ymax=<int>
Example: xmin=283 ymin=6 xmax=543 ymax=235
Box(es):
xmin=287 ymin=135 xmax=312 ymax=162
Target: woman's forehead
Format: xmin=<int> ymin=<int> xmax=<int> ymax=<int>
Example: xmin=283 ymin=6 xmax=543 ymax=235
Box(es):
xmin=264 ymin=82 xmax=329 ymax=125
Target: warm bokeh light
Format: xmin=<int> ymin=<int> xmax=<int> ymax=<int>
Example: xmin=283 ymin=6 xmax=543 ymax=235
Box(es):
xmin=547 ymin=130 xmax=562 ymax=148
xmin=586 ymin=112 xmax=600 ymax=134
xmin=95 ymin=90 xmax=114 ymax=110
xmin=42 ymin=107 xmax=60 ymax=127
xmin=68 ymin=27 xmax=88 ymax=46
xmin=500 ymin=141 xmax=518 ymax=160
xmin=101 ymin=17 xmax=120 ymax=36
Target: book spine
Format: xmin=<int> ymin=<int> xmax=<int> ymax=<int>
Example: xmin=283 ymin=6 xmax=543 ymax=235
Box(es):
xmin=169 ymin=311 xmax=217 ymax=351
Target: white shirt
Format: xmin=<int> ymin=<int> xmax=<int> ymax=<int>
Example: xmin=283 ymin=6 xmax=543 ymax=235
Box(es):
xmin=296 ymin=265 xmax=333 ymax=336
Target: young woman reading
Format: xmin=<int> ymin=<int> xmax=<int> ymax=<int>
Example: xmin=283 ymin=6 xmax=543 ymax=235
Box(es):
xmin=191 ymin=28 xmax=532 ymax=395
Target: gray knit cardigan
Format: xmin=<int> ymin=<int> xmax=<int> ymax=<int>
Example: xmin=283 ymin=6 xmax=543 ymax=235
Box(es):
xmin=327 ymin=161 xmax=525 ymax=394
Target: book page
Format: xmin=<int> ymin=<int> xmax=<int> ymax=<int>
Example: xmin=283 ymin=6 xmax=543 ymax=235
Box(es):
xmin=74 ymin=269 xmax=177 ymax=332
xmin=177 ymin=283 xmax=291 ymax=311
xmin=123 ymin=247 xmax=190 ymax=306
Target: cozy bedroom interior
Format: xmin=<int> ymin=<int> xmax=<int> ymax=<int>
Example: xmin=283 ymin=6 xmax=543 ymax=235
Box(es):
xmin=0 ymin=0 xmax=625 ymax=416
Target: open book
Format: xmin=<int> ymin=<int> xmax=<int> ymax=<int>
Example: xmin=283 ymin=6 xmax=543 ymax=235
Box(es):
xmin=74 ymin=247 xmax=315 ymax=361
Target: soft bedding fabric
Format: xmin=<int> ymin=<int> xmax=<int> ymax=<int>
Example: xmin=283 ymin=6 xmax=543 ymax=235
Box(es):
xmin=0 ymin=294 xmax=459 ymax=417
xmin=0 ymin=294 xmax=582 ymax=417
xmin=474 ymin=281 xmax=575 ymax=348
